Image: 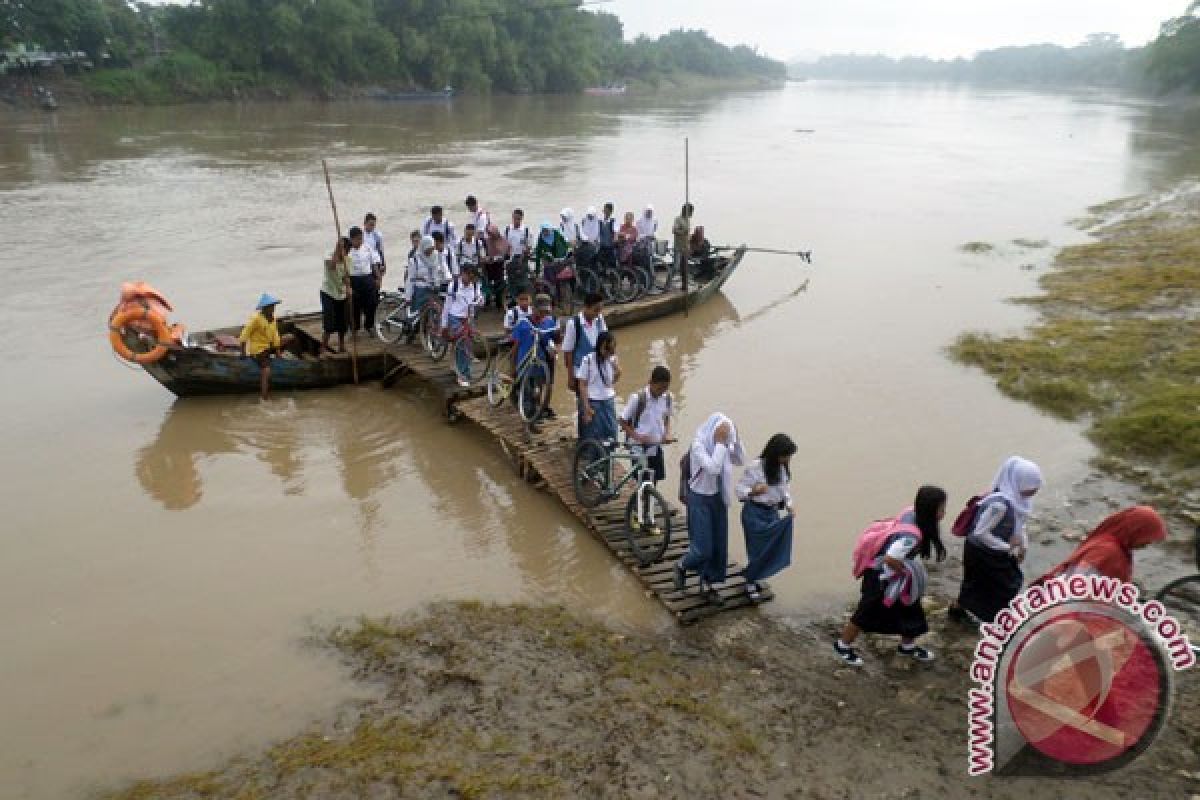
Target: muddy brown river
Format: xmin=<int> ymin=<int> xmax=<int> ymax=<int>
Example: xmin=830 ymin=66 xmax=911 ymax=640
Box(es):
xmin=1 ymin=84 xmax=1197 ymax=798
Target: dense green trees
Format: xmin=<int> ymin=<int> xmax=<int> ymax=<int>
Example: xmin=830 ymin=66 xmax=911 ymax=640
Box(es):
xmin=795 ymin=34 xmax=1150 ymax=88
xmin=2 ymin=0 xmax=783 ymax=101
xmin=1148 ymin=1 xmax=1200 ymax=91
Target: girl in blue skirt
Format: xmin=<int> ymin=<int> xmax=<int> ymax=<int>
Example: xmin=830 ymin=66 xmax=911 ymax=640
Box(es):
xmin=576 ymin=331 xmax=620 ymax=443
xmin=735 ymin=433 xmax=798 ymax=602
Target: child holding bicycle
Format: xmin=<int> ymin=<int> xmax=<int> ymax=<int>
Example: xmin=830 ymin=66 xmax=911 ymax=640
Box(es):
xmin=440 ymin=263 xmax=486 ymax=387
xmin=618 ymin=365 xmax=674 ymax=483
xmin=511 ymin=293 xmax=560 ymax=414
xmin=576 ymin=331 xmax=620 ymax=442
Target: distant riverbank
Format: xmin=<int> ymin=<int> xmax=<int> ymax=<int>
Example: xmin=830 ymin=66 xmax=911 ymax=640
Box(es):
xmin=0 ymin=70 xmax=782 ymax=110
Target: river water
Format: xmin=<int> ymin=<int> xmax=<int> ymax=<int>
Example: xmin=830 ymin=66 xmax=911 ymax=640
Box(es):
xmin=2 ymin=83 xmax=1198 ymax=798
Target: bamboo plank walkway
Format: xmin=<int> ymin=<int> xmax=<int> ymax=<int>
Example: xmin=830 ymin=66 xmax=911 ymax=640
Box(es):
xmin=449 ymin=394 xmax=775 ymax=625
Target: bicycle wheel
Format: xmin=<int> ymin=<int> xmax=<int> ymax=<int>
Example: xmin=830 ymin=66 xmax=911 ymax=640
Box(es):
xmin=614 ymin=268 xmax=640 ymax=304
xmin=573 ymin=437 xmax=612 ymax=509
xmin=517 ymin=363 xmax=551 ymax=423
xmin=652 ymin=258 xmax=675 ymax=292
xmin=579 ymin=268 xmax=603 ymax=301
xmin=374 ymin=295 xmax=406 ymax=344
xmin=459 ymin=330 xmax=492 ymax=386
xmin=423 ymin=304 xmax=448 ymax=361
xmin=624 ymin=485 xmax=673 ymax=566
xmin=487 ymin=360 xmax=515 ymax=407
xmin=1156 ymin=575 xmax=1200 ymax=652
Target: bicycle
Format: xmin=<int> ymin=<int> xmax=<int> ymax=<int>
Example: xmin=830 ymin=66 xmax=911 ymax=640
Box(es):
xmin=1155 ymin=525 xmax=1200 ymax=656
xmin=573 ymin=437 xmax=674 ymax=567
xmin=533 ymin=255 xmax=577 ymax=315
xmin=428 ymin=302 xmax=494 ymax=386
xmin=374 ymin=289 xmax=427 ymax=345
xmin=487 ymin=337 xmax=555 ymax=426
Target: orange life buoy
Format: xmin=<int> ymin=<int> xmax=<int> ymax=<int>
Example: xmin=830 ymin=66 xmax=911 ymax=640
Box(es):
xmin=110 ymin=307 xmax=173 ymax=364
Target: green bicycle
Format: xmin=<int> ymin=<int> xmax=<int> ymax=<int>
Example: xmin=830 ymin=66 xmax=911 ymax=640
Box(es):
xmin=487 ymin=337 xmax=555 ymax=426
xmin=573 ymin=438 xmax=674 ymax=567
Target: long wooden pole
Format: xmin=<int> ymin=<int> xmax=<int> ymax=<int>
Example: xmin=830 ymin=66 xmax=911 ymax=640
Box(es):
xmin=682 ymin=137 xmax=690 ymax=317
xmin=322 ymin=159 xmax=358 ymax=384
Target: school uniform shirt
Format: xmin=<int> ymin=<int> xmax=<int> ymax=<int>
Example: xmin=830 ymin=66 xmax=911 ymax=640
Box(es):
xmin=598 ymin=216 xmax=616 ymax=247
xmin=472 ymin=209 xmax=491 ymax=234
xmin=422 ymin=217 xmax=456 ymax=247
xmin=457 ymin=237 xmax=485 ymax=265
xmin=734 ymin=460 xmax=792 ymax=510
xmin=969 ymin=497 xmax=1025 ymax=553
xmin=503 ymin=304 xmax=532 ymax=331
xmin=579 ymin=215 xmax=601 ymax=242
xmin=407 ymin=254 xmax=440 ymax=290
xmin=436 ymin=247 xmax=457 ymax=279
xmin=561 ymin=313 xmax=607 ymax=359
xmin=349 ymin=244 xmax=377 ymax=277
xmin=440 ymin=280 xmax=485 ymax=326
xmin=505 ymin=224 xmax=531 ymax=257
xmin=575 ymin=352 xmax=618 ymax=401
xmin=619 ymin=389 xmax=673 ymax=454
xmin=364 ymin=229 xmax=385 ymax=265
xmin=238 ymin=311 xmax=281 ymax=356
xmin=636 ymin=215 xmax=658 ymax=240
xmin=559 ymin=220 xmax=580 ymax=244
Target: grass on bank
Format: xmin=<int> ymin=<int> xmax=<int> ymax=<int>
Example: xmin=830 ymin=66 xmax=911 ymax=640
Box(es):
xmin=101 ymin=603 xmax=767 ymax=800
xmin=951 ymin=196 xmax=1200 ymax=510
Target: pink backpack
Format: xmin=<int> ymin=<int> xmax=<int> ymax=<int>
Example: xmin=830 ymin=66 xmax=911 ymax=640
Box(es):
xmin=851 ymin=509 xmax=921 ymax=578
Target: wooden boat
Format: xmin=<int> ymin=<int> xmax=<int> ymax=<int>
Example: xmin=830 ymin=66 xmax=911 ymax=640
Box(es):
xmin=583 ymin=86 xmax=627 ymax=96
xmin=129 ymin=247 xmax=746 ymax=397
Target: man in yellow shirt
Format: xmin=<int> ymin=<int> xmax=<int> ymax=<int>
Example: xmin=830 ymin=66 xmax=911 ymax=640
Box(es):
xmin=239 ymin=293 xmax=293 ymax=400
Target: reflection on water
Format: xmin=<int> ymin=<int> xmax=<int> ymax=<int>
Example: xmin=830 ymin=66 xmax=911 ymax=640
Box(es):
xmin=3 ymin=84 xmax=1200 ymax=799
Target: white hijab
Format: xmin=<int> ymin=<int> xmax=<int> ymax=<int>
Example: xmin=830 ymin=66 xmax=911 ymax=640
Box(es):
xmin=693 ymin=412 xmax=746 ymax=503
xmin=991 ymin=456 xmax=1043 ymax=520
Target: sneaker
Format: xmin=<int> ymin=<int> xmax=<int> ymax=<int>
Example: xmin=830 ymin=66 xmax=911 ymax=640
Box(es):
xmin=833 ymin=640 xmax=864 ymax=667
xmin=745 ymin=582 xmax=763 ymax=602
xmin=542 ymin=408 xmax=558 ymax=419
xmin=898 ymin=644 xmax=936 ymax=662
xmin=701 ymin=581 xmax=724 ymax=607
xmin=455 ymin=373 xmax=470 ymax=388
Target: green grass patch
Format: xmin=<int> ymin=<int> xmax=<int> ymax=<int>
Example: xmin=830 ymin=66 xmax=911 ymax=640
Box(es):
xmin=950 ymin=197 xmax=1200 ymax=503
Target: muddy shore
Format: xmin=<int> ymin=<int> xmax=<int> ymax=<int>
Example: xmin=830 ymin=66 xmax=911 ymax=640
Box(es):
xmin=101 ymin=598 xmax=1198 ymax=800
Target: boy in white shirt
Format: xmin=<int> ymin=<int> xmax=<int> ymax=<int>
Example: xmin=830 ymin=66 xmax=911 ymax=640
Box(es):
xmin=440 ymin=263 xmax=486 ymax=386
xmin=618 ymin=365 xmax=675 ymax=484
xmin=363 ymin=212 xmax=386 ymax=278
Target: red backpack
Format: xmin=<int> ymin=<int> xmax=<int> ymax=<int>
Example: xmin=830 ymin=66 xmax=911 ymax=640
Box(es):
xmin=851 ymin=509 xmax=921 ymax=578
xmin=951 ymin=491 xmax=990 ymax=537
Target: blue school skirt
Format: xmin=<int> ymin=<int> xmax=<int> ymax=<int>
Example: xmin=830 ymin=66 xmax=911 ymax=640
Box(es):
xmin=579 ymin=396 xmax=617 ymax=442
xmin=740 ymin=501 xmax=794 ymax=583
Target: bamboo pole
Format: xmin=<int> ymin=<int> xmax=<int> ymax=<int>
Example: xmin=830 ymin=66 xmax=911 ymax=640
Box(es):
xmin=322 ymin=159 xmax=359 ymax=384
xmin=682 ymin=137 xmax=689 ymax=317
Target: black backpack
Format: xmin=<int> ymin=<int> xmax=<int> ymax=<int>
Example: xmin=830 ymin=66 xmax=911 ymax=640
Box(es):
xmin=628 ymin=389 xmax=672 ymax=431
xmin=678 ymin=450 xmax=692 ymax=504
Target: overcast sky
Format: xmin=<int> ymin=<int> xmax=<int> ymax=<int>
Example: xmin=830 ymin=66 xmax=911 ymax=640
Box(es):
xmin=599 ymin=0 xmax=1190 ymax=60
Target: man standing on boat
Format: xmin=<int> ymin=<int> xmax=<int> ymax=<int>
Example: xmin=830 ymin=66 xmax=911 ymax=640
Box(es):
xmin=422 ymin=205 xmax=456 ymax=249
xmin=347 ymin=226 xmax=381 ymax=336
xmin=363 ymin=212 xmax=386 ymax=279
xmin=673 ymin=203 xmax=694 ymax=280
xmin=465 ymin=195 xmax=490 ymax=237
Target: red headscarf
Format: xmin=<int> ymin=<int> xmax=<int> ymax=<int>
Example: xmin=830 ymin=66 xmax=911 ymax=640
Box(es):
xmin=1039 ymin=506 xmax=1167 ymax=584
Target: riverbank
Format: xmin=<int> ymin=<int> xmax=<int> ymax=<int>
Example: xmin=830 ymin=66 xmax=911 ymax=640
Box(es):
xmin=953 ymin=184 xmax=1200 ymax=531
xmin=0 ymin=68 xmax=781 ymax=109
xmin=100 ymin=600 xmax=1198 ymax=799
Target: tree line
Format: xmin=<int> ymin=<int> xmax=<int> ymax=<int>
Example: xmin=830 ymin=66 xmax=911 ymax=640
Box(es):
xmin=792 ymin=2 xmax=1200 ymax=93
xmin=1 ymin=0 xmax=785 ymax=101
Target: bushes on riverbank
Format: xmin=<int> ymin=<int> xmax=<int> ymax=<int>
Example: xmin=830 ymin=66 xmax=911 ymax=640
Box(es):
xmin=83 ymin=53 xmax=255 ymax=104
xmin=953 ymin=191 xmax=1200 ymax=513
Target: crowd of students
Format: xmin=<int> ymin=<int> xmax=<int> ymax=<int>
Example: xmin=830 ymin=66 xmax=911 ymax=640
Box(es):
xmin=235 ymin=200 xmax=1172 ymax=667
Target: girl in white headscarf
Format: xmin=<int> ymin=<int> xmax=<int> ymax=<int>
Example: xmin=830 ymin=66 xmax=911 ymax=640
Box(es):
xmin=951 ymin=455 xmax=1044 ymax=624
xmin=636 ymin=204 xmax=658 ymax=241
xmin=405 ymin=235 xmax=444 ymax=315
xmin=675 ymin=412 xmax=746 ymax=605
xmin=559 ymin=208 xmax=579 ymax=247
xmin=579 ymin=207 xmax=601 ymax=243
